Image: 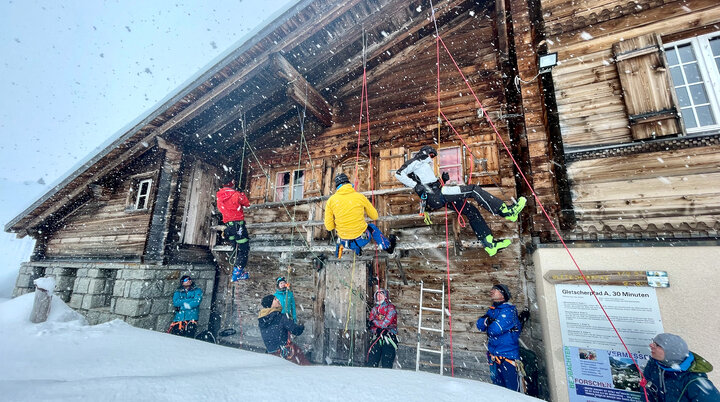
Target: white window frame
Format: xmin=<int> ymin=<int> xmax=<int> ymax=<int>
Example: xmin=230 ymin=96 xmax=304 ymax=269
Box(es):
xmin=665 ymin=32 xmax=720 ymax=133
xmin=134 ymin=178 xmax=153 ymax=210
xmin=274 ymin=169 xmax=305 ymax=202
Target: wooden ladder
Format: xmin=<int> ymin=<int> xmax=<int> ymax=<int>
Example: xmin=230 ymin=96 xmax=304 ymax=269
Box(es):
xmin=415 ymin=280 xmax=445 ymax=375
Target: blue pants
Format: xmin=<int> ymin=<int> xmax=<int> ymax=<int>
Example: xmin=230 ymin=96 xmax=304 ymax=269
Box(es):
xmin=488 ymin=353 xmax=520 ymax=392
xmin=336 ymin=223 xmax=390 ymax=257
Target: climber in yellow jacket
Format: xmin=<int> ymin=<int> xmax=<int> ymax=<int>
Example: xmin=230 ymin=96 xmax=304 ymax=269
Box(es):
xmin=325 ymin=173 xmax=396 ymax=258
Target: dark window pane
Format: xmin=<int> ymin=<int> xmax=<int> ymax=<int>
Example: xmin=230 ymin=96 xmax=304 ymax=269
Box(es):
xmin=696 ymin=105 xmax=716 ymax=126
xmin=675 ymin=87 xmax=690 ymax=107
xmin=670 ymin=66 xmax=685 ymax=85
xmin=710 ymin=37 xmax=720 ymax=57
xmin=281 ymin=172 xmax=291 ymax=186
xmin=681 ymin=108 xmax=697 ymax=129
xmin=689 ymin=84 xmax=709 ymax=105
xmin=293 ymin=170 xmax=304 ymax=182
xmin=665 ymin=47 xmax=679 ymax=66
xmin=683 ymin=63 xmax=702 ymax=83
xmin=139 ymin=181 xmax=150 ymax=195
xmin=677 ymin=44 xmax=695 ymax=63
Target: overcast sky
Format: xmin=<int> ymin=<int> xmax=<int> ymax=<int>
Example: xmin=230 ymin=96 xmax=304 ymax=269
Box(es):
xmin=0 ymin=0 xmax=297 ymax=192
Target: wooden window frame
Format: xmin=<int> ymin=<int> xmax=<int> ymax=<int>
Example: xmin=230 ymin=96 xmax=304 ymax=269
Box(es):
xmin=125 ymin=171 xmax=157 ymax=212
xmin=273 ymin=168 xmax=305 ymax=202
xmin=664 ymin=32 xmax=720 ymax=133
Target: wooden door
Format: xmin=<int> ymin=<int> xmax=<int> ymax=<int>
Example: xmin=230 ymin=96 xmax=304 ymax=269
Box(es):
xmin=323 ymin=259 xmax=370 ymax=365
xmin=181 ymin=160 xmax=218 ymax=246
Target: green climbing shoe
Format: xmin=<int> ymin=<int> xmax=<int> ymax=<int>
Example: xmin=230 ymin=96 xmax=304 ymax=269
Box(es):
xmin=483 ymin=235 xmax=512 ymax=257
xmin=500 ymin=196 xmax=527 ymax=223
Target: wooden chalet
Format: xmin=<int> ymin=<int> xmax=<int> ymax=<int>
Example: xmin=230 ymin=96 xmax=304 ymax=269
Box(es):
xmin=6 ymin=0 xmax=720 ymax=398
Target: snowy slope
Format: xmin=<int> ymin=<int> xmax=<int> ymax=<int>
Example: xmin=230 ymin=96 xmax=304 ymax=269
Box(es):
xmin=0 ymin=178 xmax=46 ymax=297
xmin=0 ymin=293 xmax=538 ymax=402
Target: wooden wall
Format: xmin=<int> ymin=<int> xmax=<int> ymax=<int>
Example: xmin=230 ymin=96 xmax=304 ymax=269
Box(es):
xmin=219 ymin=7 xmax=533 ymax=379
xmin=43 ymin=150 xmax=162 ymax=259
xmin=538 ymin=0 xmax=720 ymax=239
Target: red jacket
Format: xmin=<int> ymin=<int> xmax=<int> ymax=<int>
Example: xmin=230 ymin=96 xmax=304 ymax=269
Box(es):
xmin=369 ymin=301 xmax=398 ymax=335
xmin=216 ymin=187 xmax=250 ymax=223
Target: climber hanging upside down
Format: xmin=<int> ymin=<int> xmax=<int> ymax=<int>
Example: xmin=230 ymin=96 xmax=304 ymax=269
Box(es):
xmin=394 ymin=145 xmax=526 ymax=256
xmin=324 ymin=173 xmax=397 ymax=258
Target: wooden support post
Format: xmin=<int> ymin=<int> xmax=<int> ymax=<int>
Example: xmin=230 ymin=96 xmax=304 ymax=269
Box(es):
xmin=270 ymin=53 xmax=333 ymax=127
xmin=30 ymin=277 xmax=54 ymax=324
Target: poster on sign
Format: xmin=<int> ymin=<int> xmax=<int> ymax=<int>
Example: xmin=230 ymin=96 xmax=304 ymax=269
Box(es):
xmin=556 ymin=284 xmax=664 ymax=402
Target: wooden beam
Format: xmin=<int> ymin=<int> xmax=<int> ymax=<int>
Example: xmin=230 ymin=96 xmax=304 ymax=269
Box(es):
xmin=324 ymin=0 xmax=476 ymax=96
xmin=270 ymin=53 xmax=332 ymax=127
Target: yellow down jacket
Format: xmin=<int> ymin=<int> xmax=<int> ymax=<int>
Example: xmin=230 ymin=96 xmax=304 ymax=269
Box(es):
xmin=324 ymin=184 xmax=378 ymax=240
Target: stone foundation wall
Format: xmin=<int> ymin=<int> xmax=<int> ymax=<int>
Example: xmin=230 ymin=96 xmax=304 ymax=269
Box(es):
xmin=13 ymin=261 xmax=216 ymax=332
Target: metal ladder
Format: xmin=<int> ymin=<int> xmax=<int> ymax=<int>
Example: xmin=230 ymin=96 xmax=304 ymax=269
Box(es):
xmin=415 ymin=280 xmax=445 ymax=375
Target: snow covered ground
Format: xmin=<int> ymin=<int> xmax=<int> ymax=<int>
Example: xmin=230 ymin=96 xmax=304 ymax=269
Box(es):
xmin=0 ymin=293 xmax=537 ymax=402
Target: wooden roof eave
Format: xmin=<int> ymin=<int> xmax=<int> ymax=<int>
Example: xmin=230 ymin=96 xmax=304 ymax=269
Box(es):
xmin=3 ymin=0 xmax=325 ymax=236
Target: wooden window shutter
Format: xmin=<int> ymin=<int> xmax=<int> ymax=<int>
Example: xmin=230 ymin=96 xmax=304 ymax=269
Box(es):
xmin=303 ymin=159 xmax=324 ymax=196
xmin=378 ymin=147 xmax=406 ymax=188
xmin=247 ymin=163 xmax=268 ymax=203
xmin=467 ymin=134 xmax=499 ymax=185
xmin=338 ymin=157 xmax=371 ymax=192
xmin=613 ymin=33 xmax=685 ymax=140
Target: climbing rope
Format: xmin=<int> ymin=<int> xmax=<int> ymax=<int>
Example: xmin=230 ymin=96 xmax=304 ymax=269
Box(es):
xmin=429 ymin=1 xmax=649 ymax=397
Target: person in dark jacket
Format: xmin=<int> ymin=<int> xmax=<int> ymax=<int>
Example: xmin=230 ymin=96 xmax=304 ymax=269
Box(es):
xmin=477 ymin=284 xmax=522 ymax=391
xmin=643 ymin=333 xmax=720 ymax=402
xmin=169 ymin=275 xmax=203 ymax=338
xmin=395 ymin=145 xmax=526 ymax=256
xmin=367 ymin=288 xmax=398 ymax=369
xmin=216 ymin=175 xmax=251 ymax=281
xmin=258 ymin=294 xmax=310 ymax=365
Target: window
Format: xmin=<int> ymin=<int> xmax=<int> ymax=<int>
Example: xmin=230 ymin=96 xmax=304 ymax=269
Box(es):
xmin=437 ymin=146 xmax=464 ymax=184
xmin=292 ymin=170 xmax=304 ymax=200
xmin=134 ymin=179 xmax=153 ymax=210
xmin=274 ymin=169 xmax=304 ymax=201
xmin=411 ymin=146 xmax=465 ymax=184
xmin=665 ymin=32 xmax=720 ymax=132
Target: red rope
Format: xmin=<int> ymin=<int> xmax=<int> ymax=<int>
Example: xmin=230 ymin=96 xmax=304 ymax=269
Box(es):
xmin=444 ymin=204 xmax=455 ymax=376
xmin=437 ymin=34 xmax=649 ymax=398
xmin=353 ymin=68 xmax=367 ymax=188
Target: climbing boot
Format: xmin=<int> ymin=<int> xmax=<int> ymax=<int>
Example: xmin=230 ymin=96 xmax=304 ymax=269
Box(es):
xmin=385 ymin=235 xmax=397 ymax=254
xmin=483 ymin=235 xmax=512 ymax=257
xmin=500 ymin=196 xmax=527 ymax=223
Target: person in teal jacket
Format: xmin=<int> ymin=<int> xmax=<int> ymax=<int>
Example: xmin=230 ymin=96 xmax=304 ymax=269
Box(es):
xmin=274 ymin=276 xmax=296 ymax=322
xmin=169 ymin=275 xmax=203 ymax=338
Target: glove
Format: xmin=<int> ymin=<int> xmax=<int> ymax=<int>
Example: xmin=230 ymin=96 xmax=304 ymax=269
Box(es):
xmin=441 ymin=171 xmax=450 ymax=183
xmin=519 ymin=309 xmax=530 ymax=324
xmin=484 ymin=315 xmax=496 ymax=326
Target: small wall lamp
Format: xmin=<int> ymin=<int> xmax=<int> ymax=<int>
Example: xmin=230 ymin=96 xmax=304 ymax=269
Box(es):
xmin=538 ymin=52 xmax=558 ymax=73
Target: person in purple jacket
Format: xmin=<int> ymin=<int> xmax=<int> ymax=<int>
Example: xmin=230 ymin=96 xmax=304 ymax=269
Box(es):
xmin=477 ymin=284 xmax=523 ymax=392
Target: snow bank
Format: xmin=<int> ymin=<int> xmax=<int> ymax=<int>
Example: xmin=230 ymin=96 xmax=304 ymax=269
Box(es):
xmin=0 ymin=295 xmax=538 ymax=401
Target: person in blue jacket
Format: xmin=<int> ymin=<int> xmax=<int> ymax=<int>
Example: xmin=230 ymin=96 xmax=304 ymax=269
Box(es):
xmin=274 ymin=276 xmax=297 ymax=322
xmin=643 ymin=333 xmax=720 ymax=402
xmin=169 ymin=275 xmax=203 ymax=338
xmin=477 ymin=283 xmax=522 ymax=392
